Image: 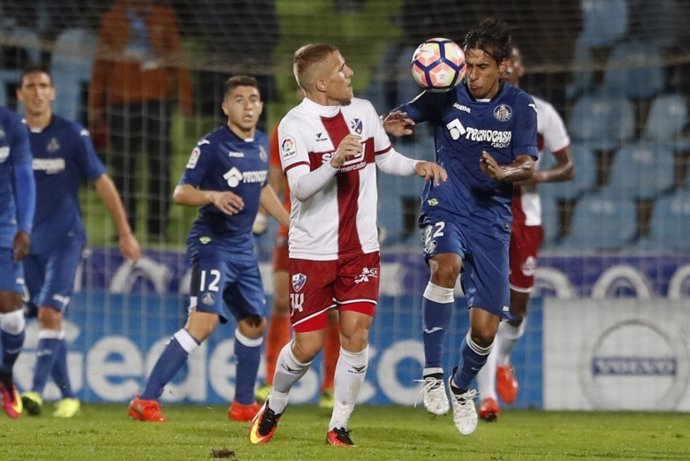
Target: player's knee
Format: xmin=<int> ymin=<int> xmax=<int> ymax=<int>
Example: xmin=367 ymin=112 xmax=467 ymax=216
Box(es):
xmin=0 ymin=292 xmax=23 ymax=313
xmin=238 ymin=315 xmax=266 ymax=339
xmin=38 ymin=306 xmax=63 ymax=330
xmin=291 ymin=336 xmax=322 ymax=363
xmin=185 ymin=311 xmax=219 ymax=342
xmin=469 ymin=330 xmax=495 ymax=349
xmin=430 ymin=263 xmax=460 ymax=287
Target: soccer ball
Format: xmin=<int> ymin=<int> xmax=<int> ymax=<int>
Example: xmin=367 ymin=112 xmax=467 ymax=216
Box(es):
xmin=410 ymin=38 xmax=466 ymax=92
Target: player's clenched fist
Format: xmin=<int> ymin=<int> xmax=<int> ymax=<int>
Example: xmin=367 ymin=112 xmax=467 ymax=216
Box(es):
xmin=330 ymin=134 xmax=363 ymax=168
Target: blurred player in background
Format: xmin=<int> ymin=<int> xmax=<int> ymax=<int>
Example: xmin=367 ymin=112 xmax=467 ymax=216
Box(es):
xmin=476 ymin=46 xmax=574 ymax=421
xmin=16 ymin=67 xmax=141 ymax=418
xmin=0 ymin=105 xmax=35 ymax=419
xmin=254 ymin=94 xmax=340 ymax=410
xmin=249 ymin=43 xmax=446 ymax=447
xmin=89 ymin=0 xmax=194 ymax=241
xmin=128 ymin=76 xmax=289 ymax=423
xmin=385 ymin=18 xmax=537 ymax=436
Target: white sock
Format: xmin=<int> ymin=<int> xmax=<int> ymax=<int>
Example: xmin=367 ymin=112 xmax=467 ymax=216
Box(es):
xmin=476 ymin=345 xmax=498 ymax=401
xmin=270 ymin=343 xmax=311 ymax=414
xmin=494 ymin=318 xmax=527 ymax=366
xmin=0 ymin=309 xmax=25 ymax=335
xmin=329 ymin=346 xmax=369 ymax=430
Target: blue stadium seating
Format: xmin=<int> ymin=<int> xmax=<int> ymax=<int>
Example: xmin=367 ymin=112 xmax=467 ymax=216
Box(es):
xmin=560 ymin=190 xmax=637 ymax=250
xmin=602 ymin=41 xmax=665 ymax=99
xmin=607 ymin=142 xmax=676 ymax=200
xmin=638 ymin=189 xmax=690 ymax=251
xmin=566 ymin=39 xmax=595 ymax=100
xmin=642 ymin=94 xmax=689 ymax=150
xmin=50 ymin=28 xmax=97 ymax=122
xmin=578 ymin=0 xmax=629 ymax=48
xmin=539 ymin=143 xmax=597 ymax=200
xmin=568 ymin=93 xmax=635 ymax=151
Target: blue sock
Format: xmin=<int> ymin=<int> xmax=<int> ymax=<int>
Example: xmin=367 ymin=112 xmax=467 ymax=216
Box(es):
xmin=32 ymin=337 xmax=61 ymax=395
xmin=50 ymin=340 xmax=75 ymax=399
xmin=452 ymin=335 xmax=492 ymax=392
xmin=141 ymin=330 xmax=198 ymax=401
xmin=233 ymin=329 xmax=263 ymax=405
xmin=422 ymin=283 xmax=454 ymax=373
xmin=1 ymin=329 xmax=25 ymax=374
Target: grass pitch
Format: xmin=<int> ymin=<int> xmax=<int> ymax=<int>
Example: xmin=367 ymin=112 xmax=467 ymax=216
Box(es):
xmin=2 ymin=403 xmax=688 ymax=460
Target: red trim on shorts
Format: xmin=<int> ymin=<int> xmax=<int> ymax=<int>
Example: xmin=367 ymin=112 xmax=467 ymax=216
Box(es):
xmin=293 ymin=305 xmax=336 ymax=333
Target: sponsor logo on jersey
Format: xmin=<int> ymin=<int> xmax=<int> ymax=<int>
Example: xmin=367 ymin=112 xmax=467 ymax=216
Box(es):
xmin=33 ymin=158 xmax=66 ymax=174
xmin=47 ymin=137 xmax=60 ymax=153
xmin=315 ymin=132 xmax=327 ymax=142
xmin=350 ymin=118 xmax=363 ymax=134
xmin=281 ymin=136 xmax=297 ymax=160
xmin=453 ymin=103 xmax=471 ymax=113
xmin=292 ymin=273 xmax=307 ymax=292
xmin=199 ymin=236 xmax=211 ymax=244
xmin=187 ymin=146 xmax=201 ymax=168
xmin=0 ymin=146 xmax=9 ymax=163
xmin=223 ymin=167 xmax=267 ymax=188
xmin=427 ymin=198 xmax=439 ymax=206
xmin=493 ymin=104 xmax=513 ymax=122
xmin=80 ymin=128 xmax=90 ymax=137
xmin=227 ymin=151 xmax=245 ymax=158
xmin=354 ymin=267 xmax=378 ymax=284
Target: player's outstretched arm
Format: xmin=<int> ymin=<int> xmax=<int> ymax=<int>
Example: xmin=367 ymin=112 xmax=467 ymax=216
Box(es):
xmin=173 ymin=183 xmax=244 ymax=215
xmin=382 ymin=111 xmax=415 ymax=137
xmin=94 ymin=174 xmax=141 ymax=263
xmin=523 ymin=147 xmax=575 ymax=186
xmin=259 ymin=185 xmax=290 ymax=228
xmin=479 ymin=151 xmax=535 ymax=182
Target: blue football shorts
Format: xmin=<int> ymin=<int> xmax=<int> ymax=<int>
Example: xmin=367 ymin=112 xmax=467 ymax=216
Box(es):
xmin=0 ymin=248 xmax=25 ymax=294
xmin=23 ymin=235 xmax=85 ymax=311
xmin=420 ymin=211 xmax=511 ymax=318
xmin=188 ymin=241 xmax=266 ymax=323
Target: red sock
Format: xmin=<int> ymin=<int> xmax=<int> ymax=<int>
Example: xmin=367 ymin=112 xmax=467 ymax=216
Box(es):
xmin=264 ymin=314 xmax=291 ymax=385
xmin=321 ymin=315 xmax=340 ymax=392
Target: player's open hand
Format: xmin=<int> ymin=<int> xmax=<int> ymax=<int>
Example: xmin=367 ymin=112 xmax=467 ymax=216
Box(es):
xmin=210 ymin=191 xmax=245 ymax=215
xmin=331 ymin=134 xmax=363 ymax=168
xmin=479 ymin=150 xmax=505 ymax=180
xmin=119 ymin=232 xmax=141 ymax=264
xmin=415 ymin=161 xmax=447 ymax=186
xmin=382 ymin=111 xmax=415 ymax=137
xmin=12 ymin=230 xmax=30 ymax=261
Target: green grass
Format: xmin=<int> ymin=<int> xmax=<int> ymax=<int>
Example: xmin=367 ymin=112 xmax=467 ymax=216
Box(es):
xmin=2 ymin=404 xmax=688 ymax=460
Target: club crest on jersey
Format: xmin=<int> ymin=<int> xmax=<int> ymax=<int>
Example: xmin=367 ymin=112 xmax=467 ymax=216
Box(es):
xmin=354 ymin=267 xmax=378 ymax=284
xmin=259 ymin=145 xmax=268 ymax=162
xmin=493 ymin=104 xmax=512 ymax=122
xmin=47 ymin=137 xmax=60 ymax=153
xmin=350 ymin=118 xmax=363 ymax=134
xmin=292 ymin=273 xmax=307 ymax=292
xmin=202 ymin=293 xmax=214 ymax=305
xmin=281 ymin=136 xmax=297 ymax=160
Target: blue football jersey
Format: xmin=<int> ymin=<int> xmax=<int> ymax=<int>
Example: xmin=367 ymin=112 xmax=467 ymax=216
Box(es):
xmin=400 ymin=82 xmax=538 ymax=234
xmin=0 ymin=107 xmax=33 ymax=249
xmin=180 ymin=125 xmax=269 ymax=249
xmin=28 ymin=116 xmax=106 ymax=255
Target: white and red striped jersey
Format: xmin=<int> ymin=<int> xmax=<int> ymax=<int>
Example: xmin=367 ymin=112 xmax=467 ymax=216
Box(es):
xmin=513 ymin=95 xmax=570 ymax=226
xmin=278 ymin=97 xmax=394 ymax=261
